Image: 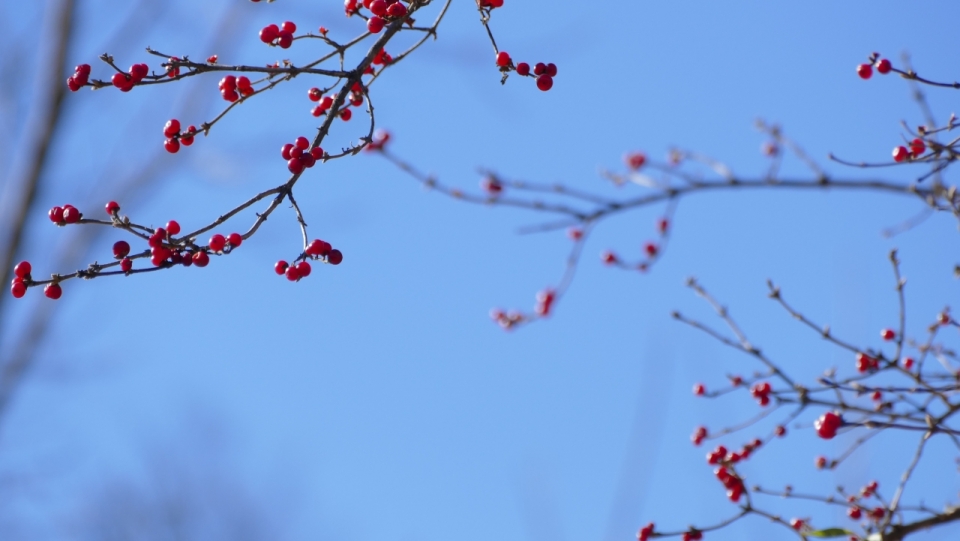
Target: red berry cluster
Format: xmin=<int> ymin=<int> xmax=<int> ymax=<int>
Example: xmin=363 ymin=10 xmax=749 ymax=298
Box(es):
xmin=344 ymin=0 xmax=409 ymax=33
xmin=510 ymin=58 xmax=558 ymax=91
xmin=693 ymin=383 xmax=706 ymax=396
xmin=790 ymin=518 xmax=805 ymax=531
xmin=372 ymin=47 xmax=394 ymax=67
xmin=308 ymin=88 xmax=335 ymax=117
xmin=259 ymin=21 xmax=297 ymax=49
xmin=48 ymin=204 xmax=82 ymax=225
xmin=480 ymin=176 xmax=503 ymax=196
xmin=880 ymin=327 xmax=896 ymax=341
xmin=855 ymin=352 xmax=879 ymax=373
xmin=66 ymin=64 xmax=91 ymax=92
xmin=624 ymin=151 xmax=646 ymax=170
xmin=219 ymin=75 xmax=254 ymax=102
xmin=715 ymin=465 xmax=745 ymax=502
xmin=281 ymin=136 xmax=325 ymax=174
xmin=750 ymin=381 xmax=772 ymax=406
xmin=636 ymin=523 xmax=655 ymax=541
xmin=892 ymin=138 xmax=926 ymax=162
xmin=167 ymin=56 xmax=181 ymax=78
xmin=10 ymin=261 xmax=32 ymax=299
xmin=534 ymin=288 xmax=555 ymax=317
xmin=111 ymin=63 xmax=150 ymax=92
xmin=162 ymin=118 xmax=197 ymax=154
xmin=274 ymin=238 xmax=343 ymax=282
xmin=814 ymin=411 xmax=842 ymax=439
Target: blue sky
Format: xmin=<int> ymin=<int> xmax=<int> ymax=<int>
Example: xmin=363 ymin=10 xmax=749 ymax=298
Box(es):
xmin=1 ymin=1 xmax=958 ymax=540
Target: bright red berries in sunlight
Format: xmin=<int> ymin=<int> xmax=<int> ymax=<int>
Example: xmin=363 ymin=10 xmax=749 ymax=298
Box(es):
xmin=367 ymin=16 xmax=385 ymax=33
xmin=164 ymin=138 xmax=180 ymax=154
xmin=496 ymin=51 xmax=511 ymax=68
xmin=848 ymin=507 xmax=862 ymax=520
xmin=536 ymin=74 xmax=553 ymax=91
xmin=67 ymin=64 xmax=90 ymax=91
xmin=875 ymin=58 xmax=892 ymax=74
xmin=902 ymin=356 xmax=915 ymax=370
xmin=105 ymin=201 xmax=120 ymax=215
xmin=275 ymin=260 xmax=289 ymax=275
xmin=209 ymin=234 xmax=226 ymax=253
xmin=881 ymin=328 xmax=895 ymax=341
xmin=601 ymin=251 xmax=618 ymax=265
xmin=910 ymin=138 xmax=926 ymax=157
xmin=14 ymin=261 xmax=31 ymax=280
xmin=856 ymin=352 xmax=878 ymax=373
xmin=790 ymin=518 xmax=804 ymax=531
xmin=892 ymin=145 xmax=909 ymax=162
xmin=328 ymin=249 xmax=343 ymax=265
xmin=693 ymin=383 xmax=705 ymax=396
xmin=774 ymin=425 xmax=786 ymax=437
xmin=691 ymin=425 xmax=707 ymax=446
xmin=516 ymin=62 xmax=530 ymax=76
xmin=857 ymin=63 xmax=873 ymax=79
xmin=112 ymin=241 xmax=130 ymax=259
xmin=535 ymin=289 xmax=555 ymax=317
xmin=681 ymin=531 xmax=702 ymax=541
xmin=814 ymin=411 xmax=842 ymax=439
xmin=637 ymin=523 xmax=655 ymax=541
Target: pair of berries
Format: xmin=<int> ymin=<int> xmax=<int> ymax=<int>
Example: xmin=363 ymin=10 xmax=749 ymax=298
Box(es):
xmin=219 ymin=75 xmax=253 ymax=102
xmin=259 ymin=21 xmax=297 ymax=48
xmin=814 ymin=411 xmax=842 ymax=439
xmin=857 ymin=57 xmax=892 ymax=80
xmin=281 ymin=136 xmax=325 ymax=174
xmin=112 ymin=63 xmax=150 ymax=92
xmin=691 ymin=425 xmax=708 ymax=446
xmin=534 ymin=289 xmax=555 ymax=317
xmin=307 ymin=88 xmax=336 ymax=118
xmin=163 ymin=119 xmax=196 ymax=154
xmin=892 ymin=139 xmax=926 ymax=162
xmin=479 ymin=0 xmax=504 ymax=7
xmin=10 ymin=261 xmax=32 ymax=299
xmin=750 ymin=381 xmax=772 ymax=406
xmin=49 ymin=204 xmax=82 ymax=225
xmin=66 ymin=64 xmax=91 ymax=92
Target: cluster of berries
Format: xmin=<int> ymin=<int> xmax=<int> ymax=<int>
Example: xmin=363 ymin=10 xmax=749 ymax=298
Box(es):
xmin=111 ymin=63 xmax=150 ymax=92
xmin=715 ymin=465 xmax=745 ymax=502
xmin=599 ymin=216 xmax=668 ymax=271
xmin=281 ymin=136 xmax=325 ymax=174
xmin=307 ymin=87 xmax=335 ymax=117
xmin=892 ymin=138 xmax=926 ymax=162
xmin=814 ymin=411 xmax=842 ymax=439
xmin=66 ymin=64 xmax=91 ymax=92
xmin=855 ymin=352 xmax=879 ymax=373
xmin=259 ymin=21 xmax=297 ymax=49
xmin=163 ymin=118 xmax=196 ymax=154
xmin=344 ymin=0 xmax=410 ymax=33
xmin=750 ymin=381 xmax=772 ymax=406
xmin=274 ymin=238 xmax=343 ymax=282
xmin=637 ymin=523 xmax=655 ymax=541
xmin=219 ymin=75 xmax=254 ymax=102
xmin=495 ymin=52 xmax=558 ymax=92
xmin=10 ymin=261 xmax=34 ymax=299
xmin=690 ymin=425 xmax=708 ymax=446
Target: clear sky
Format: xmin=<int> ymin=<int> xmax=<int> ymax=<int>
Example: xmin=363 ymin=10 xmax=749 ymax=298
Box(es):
xmin=1 ymin=1 xmax=958 ymax=540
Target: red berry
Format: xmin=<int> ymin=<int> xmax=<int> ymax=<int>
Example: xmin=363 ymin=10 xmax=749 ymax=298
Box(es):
xmin=625 ymin=152 xmax=646 ymax=170
xmin=533 ymin=62 xmax=546 ymax=75
xmin=308 ymin=87 xmax=322 ymax=102
xmin=281 ymin=143 xmax=294 ymax=160
xmin=278 ymin=31 xmax=293 ymax=49
xmin=295 ymin=136 xmax=310 ymax=150
xmin=881 ymin=328 xmax=895 ymax=340
xmin=516 ymin=62 xmax=530 ymax=76
xmin=328 ymin=249 xmax=343 ymax=265
xmin=644 ymin=242 xmax=658 ymax=257
xmin=638 ymin=523 xmax=655 ymax=541
xmin=260 ymin=24 xmax=280 ymax=43
xmin=902 ymin=357 xmax=914 ymax=370
xmin=288 ymin=157 xmax=305 ymax=174
xmin=49 ymin=206 xmax=64 ymax=223
xmin=310 ymin=147 xmax=324 ymax=160
xmin=14 ymin=261 xmax=31 ymax=278
xmin=496 ymin=51 xmax=511 ymax=67
xmin=44 ymin=283 xmax=62 ymax=300
xmin=297 ymin=261 xmax=312 ymax=277
xmin=340 ymin=108 xmax=352 ymax=121
xmin=285 ymin=265 xmax=301 ymax=281
xmin=602 ymin=251 xmax=617 ymax=265
xmin=545 ymin=63 xmax=557 ymax=77
xmin=871 ymin=390 xmax=882 ymax=401
xmin=536 ymin=74 xmax=553 ymax=91
xmin=180 ymin=126 xmax=196 ymax=146
xmin=290 ymin=146 xmax=303 ymax=159
xmin=892 ymin=146 xmax=909 ymax=162
xmin=301 ymin=153 xmax=316 ymax=168
xmin=386 ymin=2 xmax=407 ymax=17
xmin=237 ymin=76 xmax=252 ymax=91
xmin=10 ymin=280 xmax=26 ymax=299
xmin=221 ymin=88 xmax=239 ymax=102
xmin=281 ymin=21 xmax=297 ymax=33
xmin=275 ymin=260 xmax=289 ymax=275
xmin=62 ymin=206 xmax=81 ymax=224
xmin=693 ymin=383 xmax=705 ymax=396
xmin=815 ymin=455 xmax=827 ymax=469
xmin=113 ymin=241 xmax=130 ymax=259
xmin=870 ymin=507 xmax=885 ymax=520
xmin=910 ymin=138 xmax=926 ymax=157
xmin=120 ymin=257 xmax=133 ymax=272
xmin=938 ymin=312 xmax=951 ymax=325
xmin=192 ymin=251 xmax=210 ymax=267
xmin=164 ymin=138 xmax=180 ymax=153
xmin=481 ymin=177 xmax=503 ymax=195
xmin=567 ymin=228 xmax=583 ymax=241
xmin=367 ymin=16 xmax=385 ymax=33
xmin=307 ymin=239 xmax=332 ymax=257
xmin=848 ymin=507 xmax=862 ymax=520
xmin=219 ymin=75 xmax=237 ymax=91
xmin=774 ymin=425 xmax=786 ymax=437
xmin=163 ymin=119 xmax=181 ymax=138
xmin=790 ymin=519 xmax=804 ymax=531
xmin=856 ymin=353 xmax=877 ymax=373
xmin=876 ymin=58 xmax=892 ymax=74
xmin=166 ymin=220 xmax=181 ymax=236
xmin=209 ymin=234 xmax=226 ymax=252
xmin=857 ymin=63 xmax=873 ymax=79
xmin=105 ymin=201 xmax=120 ymax=215
xmin=370 ymin=0 xmax=387 ymax=16
xmin=228 ymin=232 xmax=242 ymax=247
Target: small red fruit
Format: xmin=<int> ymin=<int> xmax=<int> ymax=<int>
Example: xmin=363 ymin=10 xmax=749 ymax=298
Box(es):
xmin=902 ymin=357 xmax=914 ymax=370
xmin=62 ymin=206 xmax=81 ymax=224
xmin=295 ymin=136 xmax=310 ymax=150
xmin=644 ymin=242 xmax=658 ymax=257
xmin=496 ymin=51 xmax=511 ymax=67
xmin=297 ymin=261 xmax=312 ymax=277
xmin=693 ymin=383 xmax=705 ymax=396
xmin=163 ymin=119 xmax=181 ymax=138
xmin=281 ymin=21 xmax=297 ymax=33
xmin=49 ymin=206 xmax=65 ymax=223
xmin=164 ymin=138 xmax=180 ymax=154
xmin=113 ymin=241 xmax=130 ymax=259
xmin=876 ymin=58 xmax=891 ymax=74
xmin=192 ymin=251 xmax=210 ymax=267
xmin=285 ymin=265 xmax=301 ymax=281
xmin=277 ymin=31 xmax=293 ymax=49
xmin=11 ymin=280 xmax=26 ymax=298
xmin=892 ymin=146 xmax=909 ymax=162
xmin=790 ymin=518 xmax=804 ymax=531
xmin=815 ymin=411 xmax=842 ymax=439
xmin=815 ymin=455 xmax=827 ymax=469
xmin=367 ymin=16 xmax=385 ymax=33
xmin=516 ymin=62 xmax=530 ymax=76
xmin=625 ymin=152 xmax=646 ymax=170
xmin=601 ymin=251 xmax=617 ymax=265
xmin=910 ymin=138 xmax=926 ymax=157
xmin=14 ymin=261 xmax=31 ymax=279
xmin=857 ymin=63 xmax=873 ymax=79
xmin=848 ymin=507 xmax=862 ymax=520
xmin=120 ymin=258 xmax=133 ymax=272
xmin=275 ymin=261 xmax=289 ymax=275
xmin=209 ymin=234 xmax=226 ymax=252
xmin=536 ymin=74 xmax=553 ymax=91
xmin=166 ymin=220 xmax=181 ymax=236
xmin=105 ymin=201 xmax=120 ymax=215
xmin=44 ymin=283 xmax=62 ymax=300
xmin=228 ymin=233 xmax=243 ymax=247
xmin=774 ymin=425 xmax=786 ymax=437
xmin=339 ymin=108 xmax=352 ymax=121
xmin=881 ymin=328 xmax=895 ymax=341
xmin=328 ymin=249 xmax=343 ymax=265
